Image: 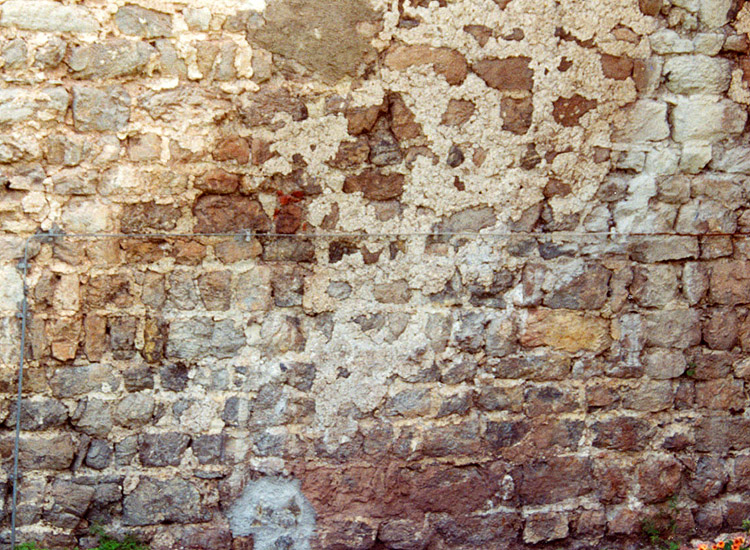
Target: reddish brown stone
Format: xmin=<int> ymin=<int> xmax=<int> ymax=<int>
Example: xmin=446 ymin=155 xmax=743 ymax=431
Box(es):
xmin=328 ymin=137 xmax=370 ymax=169
xmin=214 ymin=238 xmax=263 ymax=263
xmin=518 ymin=457 xmax=594 ymax=505
xmin=592 ymin=416 xmax=651 ymax=451
xmin=553 ymin=95 xmax=597 ymax=127
xmin=688 ymin=456 xmax=728 ymax=503
xmin=121 ymin=202 xmax=181 ymax=234
xmin=600 ymin=54 xmax=633 ymax=80
xmin=464 ymin=24 xmax=493 ymax=46
xmin=523 ymin=385 xmax=579 ymax=417
xmin=486 ymin=420 xmax=529 ymax=449
xmin=193 ymin=194 xmax=271 ymax=233
xmin=421 ymin=421 xmax=481 ymax=458
xmin=696 ymin=379 xmax=745 ymax=410
xmin=639 ymin=0 xmax=662 ymax=15
xmin=390 ymin=94 xmax=421 ymax=141
xmin=687 ymin=349 xmax=735 ymax=380
xmin=275 ymin=204 xmax=304 ymax=234
xmin=473 ymin=147 xmax=487 ymax=167
xmin=261 ymin=238 xmax=315 ymax=262
xmin=84 ymin=274 xmax=133 ymax=308
xmin=703 ymin=308 xmax=739 ymax=350
xmin=343 ymin=170 xmax=405 ymax=201
xmin=119 ymin=239 xmax=166 ymax=263
xmin=741 ymin=57 xmax=750 ymax=86
xmin=346 ymin=103 xmax=385 ymax=135
xmin=607 ymin=507 xmax=641 ymax=536
xmin=695 ymin=416 xmax=750 ymax=453
xmin=239 ymin=85 xmax=308 ymax=127
xmin=543 ymin=264 xmax=611 ymax=310
xmin=213 ymin=135 xmax=250 ymax=164
xmin=521 ymin=309 xmax=611 ymax=353
xmin=402 ymin=465 xmax=496 ymax=515
xmin=501 ymin=97 xmax=533 ymax=134
xmin=508 ymin=419 xmax=583 ymax=458
xmin=473 ymin=57 xmax=533 ymax=91
xmin=543 ymin=179 xmax=572 ymax=198
xmin=586 ymin=382 xmax=619 ymax=409
xmin=709 ymin=261 xmax=750 ymax=305
xmin=727 ymin=501 xmax=750 ymax=530
xmin=83 ymin=314 xmax=107 ymax=362
xmin=384 ymin=44 xmax=468 ymax=85
xmin=196 ymin=169 xmax=240 ymax=195
xmin=315 ymin=520 xmax=377 ymax=550
xmin=173 ymin=239 xmax=207 ymax=265
xmin=442 ymin=99 xmax=475 ymax=127
xmin=575 ymin=509 xmax=607 ymax=536
xmin=251 ymin=138 xmax=274 ymax=165
xmin=432 ymin=512 xmax=521 ymax=547
xmin=637 ymin=457 xmax=682 ymax=504
xmin=523 ymin=512 xmax=569 ymax=544
xmin=50 ymin=328 xmax=78 ymax=363
xmin=594 ymin=462 xmax=630 ymax=504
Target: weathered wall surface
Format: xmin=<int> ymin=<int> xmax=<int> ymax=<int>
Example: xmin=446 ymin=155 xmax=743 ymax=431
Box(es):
xmin=1 ymin=0 xmax=750 ymax=548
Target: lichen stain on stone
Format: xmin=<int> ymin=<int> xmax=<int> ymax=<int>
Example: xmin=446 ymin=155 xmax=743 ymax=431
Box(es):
xmin=248 ymin=0 xmax=379 ymax=82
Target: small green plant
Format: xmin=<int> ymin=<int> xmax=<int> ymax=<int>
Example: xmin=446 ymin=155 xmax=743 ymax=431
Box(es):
xmin=743 ymin=519 xmax=750 ymax=533
xmin=90 ymin=525 xmax=148 ymax=550
xmin=18 ymin=525 xmax=148 ymax=550
xmin=685 ymin=362 xmax=697 ymax=377
xmin=642 ymin=497 xmax=682 ymax=550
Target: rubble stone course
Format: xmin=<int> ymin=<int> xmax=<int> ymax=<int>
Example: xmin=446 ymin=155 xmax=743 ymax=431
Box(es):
xmin=1 ymin=0 xmax=750 ymax=548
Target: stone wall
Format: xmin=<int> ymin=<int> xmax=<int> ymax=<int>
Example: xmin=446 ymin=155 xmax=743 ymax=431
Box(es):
xmin=1 ymin=0 xmax=750 ymax=548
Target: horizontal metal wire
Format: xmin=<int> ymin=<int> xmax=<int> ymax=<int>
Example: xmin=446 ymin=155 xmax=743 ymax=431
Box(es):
xmin=15 ymin=230 xmax=750 ymax=240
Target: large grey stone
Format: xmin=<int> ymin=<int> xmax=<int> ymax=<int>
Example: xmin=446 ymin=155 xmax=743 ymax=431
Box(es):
xmin=166 ymin=317 xmax=245 ymax=361
xmin=613 ymin=100 xmax=669 ymax=143
xmin=0 ymin=87 xmax=69 ymax=125
xmin=247 ymin=0 xmax=378 ymax=82
xmin=0 ymin=0 xmax=99 ymax=33
xmin=49 ymin=364 xmax=120 ymax=398
xmin=114 ymin=393 xmax=155 ymax=426
xmin=671 ymin=97 xmax=747 ymax=143
xmin=123 ymin=477 xmax=208 ymax=525
xmin=664 ymin=55 xmax=731 ymax=95
xmin=115 ymin=5 xmax=172 ymax=38
xmin=2 ymin=38 xmax=27 ymax=69
xmin=643 ymin=310 xmax=701 ymax=348
xmin=43 ymin=480 xmax=95 ymax=528
xmin=649 ymin=29 xmax=694 ymax=54
xmin=34 ymin=36 xmax=66 ymax=69
xmin=72 ymin=86 xmax=131 ymax=132
xmin=700 ymin=0 xmax=732 ymax=28
xmin=115 ymin=435 xmax=138 ymax=466
xmin=629 ymin=236 xmax=698 ymax=263
xmin=85 ymin=439 xmax=113 ymax=470
xmin=6 ymin=398 xmax=68 ymax=431
xmin=675 ymin=198 xmax=737 ymax=234
xmin=644 ymin=349 xmax=687 ymax=379
xmin=19 ymin=435 xmax=75 ymax=470
xmin=711 ymin=146 xmax=750 ymax=173
xmin=68 ymin=40 xmax=155 ymax=79
xmin=72 ymin=398 xmax=113 ymax=437
xmin=138 ymin=432 xmax=190 ymax=467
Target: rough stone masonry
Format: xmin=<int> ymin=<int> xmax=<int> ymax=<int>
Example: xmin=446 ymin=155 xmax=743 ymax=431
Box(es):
xmin=2 ymin=0 xmax=750 ymax=548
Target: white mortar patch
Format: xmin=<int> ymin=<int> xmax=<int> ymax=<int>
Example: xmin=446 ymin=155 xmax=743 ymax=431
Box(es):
xmin=227 ymin=476 xmax=316 ymax=550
